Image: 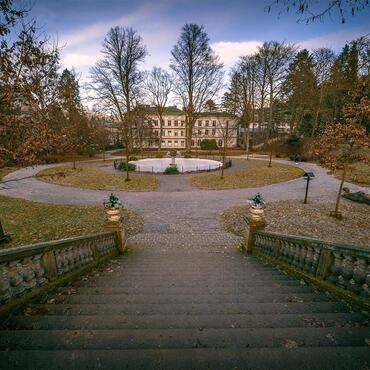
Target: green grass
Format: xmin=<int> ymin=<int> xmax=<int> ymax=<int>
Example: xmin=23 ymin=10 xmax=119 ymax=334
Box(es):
xmin=189 ymin=164 xmax=304 ymax=190
xmin=0 ymin=195 xmax=143 ymax=249
xmin=36 ymin=166 xmax=158 ymax=191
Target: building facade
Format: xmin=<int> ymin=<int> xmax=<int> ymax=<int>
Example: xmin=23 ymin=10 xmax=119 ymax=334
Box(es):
xmin=147 ymin=106 xmax=238 ymax=149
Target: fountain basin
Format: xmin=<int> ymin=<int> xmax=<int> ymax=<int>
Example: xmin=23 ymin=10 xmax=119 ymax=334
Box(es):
xmin=130 ymin=158 xmax=222 ymax=173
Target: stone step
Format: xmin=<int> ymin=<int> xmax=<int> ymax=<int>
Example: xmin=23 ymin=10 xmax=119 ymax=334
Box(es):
xmin=1 ymin=347 xmax=369 ymax=370
xmin=74 ymin=277 xmax=299 ymax=287
xmin=51 ymin=292 xmax=329 ymax=305
xmin=4 ymin=312 xmax=367 ymax=330
xmin=1 ymin=327 xmax=368 ymax=350
xmin=71 ymin=284 xmax=315 ymax=294
xmin=29 ymin=301 xmax=349 ymax=316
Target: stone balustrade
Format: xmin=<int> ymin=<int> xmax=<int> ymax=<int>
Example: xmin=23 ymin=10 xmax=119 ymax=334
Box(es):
xmin=253 ymin=230 xmax=370 ymax=301
xmin=0 ymin=232 xmax=119 ymax=307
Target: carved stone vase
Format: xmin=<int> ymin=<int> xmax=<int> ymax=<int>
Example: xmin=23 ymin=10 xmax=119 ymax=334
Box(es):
xmin=250 ymin=206 xmax=264 ymax=221
xmin=106 ymin=208 xmax=120 ymax=222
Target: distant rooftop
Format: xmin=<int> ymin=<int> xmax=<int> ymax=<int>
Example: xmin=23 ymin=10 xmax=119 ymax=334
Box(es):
xmin=146 ymin=106 xmax=233 ymax=118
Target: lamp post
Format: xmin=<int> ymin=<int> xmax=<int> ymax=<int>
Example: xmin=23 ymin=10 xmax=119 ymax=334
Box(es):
xmin=303 ymin=172 xmax=315 ymax=204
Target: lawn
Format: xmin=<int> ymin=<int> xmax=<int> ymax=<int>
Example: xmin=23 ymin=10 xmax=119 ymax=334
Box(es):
xmin=189 ymin=164 xmax=304 ymax=190
xmin=0 ymin=195 xmax=143 ymax=249
xmin=221 ymin=199 xmax=370 ymax=248
xmin=36 ymin=166 xmax=158 ymax=191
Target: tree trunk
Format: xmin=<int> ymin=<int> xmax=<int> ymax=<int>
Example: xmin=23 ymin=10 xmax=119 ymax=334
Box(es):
xmin=334 ymin=163 xmax=347 ymax=216
xmin=265 ymin=80 xmax=273 ymax=148
xmin=125 ymin=143 xmax=130 ymax=181
xmin=311 ymin=87 xmax=323 ymax=138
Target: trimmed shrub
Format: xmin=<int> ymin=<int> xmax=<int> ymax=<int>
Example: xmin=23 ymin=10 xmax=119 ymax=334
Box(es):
xmin=129 ymin=156 xmax=138 ymax=161
xmin=116 ymin=161 xmax=136 ymax=171
xmin=184 ymin=154 xmax=192 ymax=158
xmin=200 ymin=139 xmax=218 ymax=151
xmin=164 ymin=166 xmax=180 ymax=175
xmin=155 ymin=154 xmax=164 ymax=158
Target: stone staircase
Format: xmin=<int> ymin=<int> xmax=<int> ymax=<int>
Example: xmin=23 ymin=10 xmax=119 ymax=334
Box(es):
xmin=0 ymin=235 xmax=369 ymax=369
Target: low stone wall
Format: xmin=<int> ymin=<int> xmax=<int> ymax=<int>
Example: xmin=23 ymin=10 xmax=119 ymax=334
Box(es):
xmin=252 ymin=230 xmax=370 ymax=310
xmin=0 ymin=232 xmax=119 ymax=313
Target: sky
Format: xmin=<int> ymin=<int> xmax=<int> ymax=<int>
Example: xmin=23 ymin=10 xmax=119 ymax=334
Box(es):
xmin=23 ymin=0 xmax=369 ymax=100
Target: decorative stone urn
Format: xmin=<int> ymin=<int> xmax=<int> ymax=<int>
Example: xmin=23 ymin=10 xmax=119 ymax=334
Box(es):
xmin=106 ymin=208 xmax=120 ymax=222
xmin=250 ymin=206 xmax=264 ymax=221
xmin=170 ymin=149 xmax=177 ymax=167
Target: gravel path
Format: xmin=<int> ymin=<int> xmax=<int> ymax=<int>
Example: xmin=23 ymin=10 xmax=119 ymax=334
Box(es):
xmin=1 ymin=157 xmax=367 ymax=248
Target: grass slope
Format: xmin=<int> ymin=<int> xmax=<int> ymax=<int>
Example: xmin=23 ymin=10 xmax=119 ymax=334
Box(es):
xmin=36 ymin=166 xmax=157 ymax=191
xmin=189 ymin=164 xmax=304 ymax=190
xmin=0 ymin=195 xmax=143 ymax=249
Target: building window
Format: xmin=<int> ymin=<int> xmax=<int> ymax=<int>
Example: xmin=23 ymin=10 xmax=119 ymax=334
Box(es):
xmin=218 ymin=140 xmax=222 ymax=146
xmin=205 ymin=120 xmax=209 ymax=126
xmin=198 ymin=130 xmax=202 ymax=135
xmin=180 ymin=130 xmax=184 ymax=136
xmin=168 ymin=130 xmax=172 ymax=136
xmin=161 ymin=140 xmax=165 ymax=145
xmin=205 ymin=129 xmax=209 ymax=135
xmin=197 ymin=140 xmax=201 ymax=146
xmin=161 ymin=119 xmax=164 ymax=125
xmin=168 ymin=140 xmax=172 ymax=146
xmin=198 ymin=120 xmax=202 ymax=127
xmin=181 ymin=140 xmax=185 ymax=146
xmin=174 ymin=140 xmax=178 ymax=146
xmin=174 ymin=120 xmax=178 ymax=126
xmin=168 ymin=120 xmax=171 ymax=126
xmin=161 ymin=130 xmax=165 ymax=136
xmin=212 ymin=129 xmax=216 ymax=135
xmin=181 ymin=121 xmax=185 ymax=126
xmin=212 ymin=120 xmax=216 ymax=127
xmin=154 ymin=120 xmax=158 ymax=126
xmin=174 ymin=131 xmax=178 ymax=136
xmin=191 ymin=140 xmax=195 ymax=146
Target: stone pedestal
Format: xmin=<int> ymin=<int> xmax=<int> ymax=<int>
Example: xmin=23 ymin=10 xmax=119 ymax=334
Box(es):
xmin=105 ymin=220 xmax=126 ymax=253
xmin=243 ymin=217 xmax=267 ymax=254
xmin=170 ymin=157 xmax=176 ymax=167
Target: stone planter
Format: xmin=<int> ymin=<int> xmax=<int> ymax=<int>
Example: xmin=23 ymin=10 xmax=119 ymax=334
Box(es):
xmin=106 ymin=208 xmax=120 ymax=222
xmin=250 ymin=206 xmax=264 ymax=220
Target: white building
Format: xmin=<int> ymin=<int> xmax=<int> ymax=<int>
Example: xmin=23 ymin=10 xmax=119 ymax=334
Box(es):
xmin=147 ymin=106 xmax=238 ymax=149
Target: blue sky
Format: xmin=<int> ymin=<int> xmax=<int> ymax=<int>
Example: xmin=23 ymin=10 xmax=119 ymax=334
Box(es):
xmin=26 ymin=0 xmax=369 ymax=82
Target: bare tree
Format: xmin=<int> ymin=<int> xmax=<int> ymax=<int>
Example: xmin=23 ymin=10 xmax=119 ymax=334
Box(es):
xmin=257 ymin=41 xmax=296 ymax=165
xmin=170 ymin=23 xmax=223 ymax=149
xmin=265 ymin=0 xmax=369 ymax=24
xmin=311 ymin=47 xmax=336 ymax=137
xmin=144 ymin=67 xmax=172 ymax=151
xmin=89 ymin=26 xmax=147 ymax=181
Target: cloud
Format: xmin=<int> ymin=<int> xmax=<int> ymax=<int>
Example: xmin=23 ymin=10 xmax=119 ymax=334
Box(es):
xmin=299 ymin=28 xmax=368 ymax=50
xmin=211 ymin=41 xmax=262 ymax=65
xmin=61 ymin=52 xmax=100 ymax=68
xmin=59 ymin=1 xmax=171 ymax=49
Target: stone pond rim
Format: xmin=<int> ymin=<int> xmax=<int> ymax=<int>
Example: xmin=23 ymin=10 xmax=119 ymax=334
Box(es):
xmin=129 ymin=158 xmax=223 ymax=173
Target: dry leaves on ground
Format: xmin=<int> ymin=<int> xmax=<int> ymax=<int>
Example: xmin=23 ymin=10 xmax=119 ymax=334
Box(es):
xmin=221 ymin=198 xmax=370 ymax=247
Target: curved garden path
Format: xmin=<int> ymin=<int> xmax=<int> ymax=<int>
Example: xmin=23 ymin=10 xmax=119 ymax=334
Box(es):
xmin=1 ymin=157 xmax=366 ymax=245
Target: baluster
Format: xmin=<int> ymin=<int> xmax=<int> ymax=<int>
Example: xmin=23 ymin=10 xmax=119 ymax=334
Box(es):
xmin=22 ymin=257 xmax=36 ymax=291
xmin=292 ymin=243 xmax=300 ymax=268
xmin=341 ymin=254 xmax=355 ymax=291
xmin=360 ymin=264 xmax=370 ymax=299
xmin=326 ymin=252 xmax=342 ymax=285
xmin=8 ymin=260 xmax=25 ymax=297
xmin=33 ymin=254 xmax=47 ymax=286
xmin=352 ymin=257 xmax=367 ymax=295
xmin=0 ymin=263 xmax=11 ymax=304
xmin=304 ymin=246 xmax=314 ymax=273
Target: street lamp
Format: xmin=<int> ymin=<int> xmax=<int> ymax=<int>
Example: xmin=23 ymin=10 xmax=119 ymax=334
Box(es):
xmin=303 ymin=172 xmax=315 ymax=204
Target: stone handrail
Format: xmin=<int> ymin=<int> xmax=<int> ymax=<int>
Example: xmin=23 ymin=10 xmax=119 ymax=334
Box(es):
xmin=253 ymin=230 xmax=370 ymax=302
xmin=0 ymin=232 xmax=119 ymax=308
